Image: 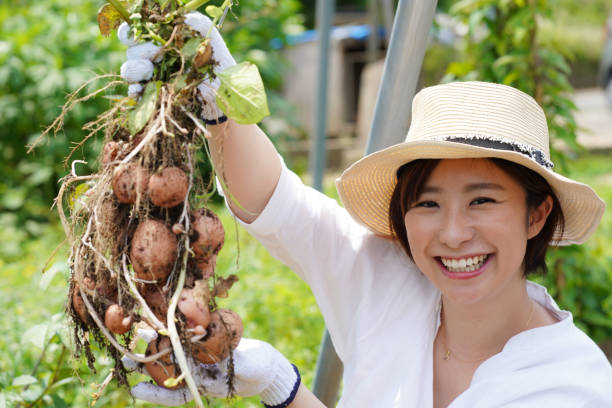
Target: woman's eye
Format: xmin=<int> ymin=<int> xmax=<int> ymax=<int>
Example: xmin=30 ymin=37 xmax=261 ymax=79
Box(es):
xmin=471 ymin=197 xmax=495 ymax=205
xmin=414 ymin=200 xmax=438 ymax=208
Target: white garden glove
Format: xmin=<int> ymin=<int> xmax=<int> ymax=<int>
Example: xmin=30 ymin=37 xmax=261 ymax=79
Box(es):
xmin=122 ymin=329 xmax=300 ymax=407
xmin=118 ymin=11 xmax=236 ymax=123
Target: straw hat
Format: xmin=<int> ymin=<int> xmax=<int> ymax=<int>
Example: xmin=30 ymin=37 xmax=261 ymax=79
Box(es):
xmin=336 ymin=81 xmax=605 ymax=245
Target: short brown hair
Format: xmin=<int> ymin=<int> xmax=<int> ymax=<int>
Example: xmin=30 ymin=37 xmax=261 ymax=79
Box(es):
xmin=388 ymin=158 xmax=565 ymax=276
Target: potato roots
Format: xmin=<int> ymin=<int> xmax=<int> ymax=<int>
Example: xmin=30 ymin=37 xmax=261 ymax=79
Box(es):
xmin=61 ymin=8 xmax=243 ymax=393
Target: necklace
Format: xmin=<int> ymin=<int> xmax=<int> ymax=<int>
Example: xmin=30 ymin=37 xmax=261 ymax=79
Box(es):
xmin=439 ymin=300 xmax=535 ymax=363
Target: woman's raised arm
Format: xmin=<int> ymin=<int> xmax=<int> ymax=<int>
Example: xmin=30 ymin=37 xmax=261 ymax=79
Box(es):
xmin=206 ymin=121 xmax=281 ymax=223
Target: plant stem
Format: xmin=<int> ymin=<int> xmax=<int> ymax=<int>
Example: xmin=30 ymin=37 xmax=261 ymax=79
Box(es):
xmin=183 ymin=0 xmax=210 ymax=12
xmin=205 ymin=0 xmax=233 ymax=39
xmin=108 ymin=0 xmax=131 ymax=23
xmin=166 ymin=237 xmax=205 ymax=408
xmin=24 ymin=346 xmax=67 ymax=408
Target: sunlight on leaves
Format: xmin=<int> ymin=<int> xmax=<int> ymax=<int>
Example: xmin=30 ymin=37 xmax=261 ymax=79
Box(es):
xmin=216 ymin=62 xmax=270 ymax=125
xmin=97 ymin=3 xmax=124 ymax=37
xmin=22 ymin=323 xmax=50 ymax=350
xmin=12 ymin=375 xmax=38 ymax=387
xmin=40 ymin=260 xmax=67 ymax=291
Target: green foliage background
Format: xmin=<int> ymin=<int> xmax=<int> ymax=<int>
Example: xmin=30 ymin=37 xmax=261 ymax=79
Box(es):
xmin=440 ymin=0 xmax=612 ymax=345
xmin=1 ymin=0 xmax=316 ymax=406
xmin=1 ymin=0 xmax=612 ymax=406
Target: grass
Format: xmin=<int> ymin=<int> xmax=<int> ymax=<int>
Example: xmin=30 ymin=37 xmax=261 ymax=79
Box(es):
xmin=1 ymin=151 xmax=611 ymax=406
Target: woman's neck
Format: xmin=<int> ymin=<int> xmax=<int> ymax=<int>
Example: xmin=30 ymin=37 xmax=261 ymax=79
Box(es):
xmin=440 ymin=279 xmax=534 ymax=361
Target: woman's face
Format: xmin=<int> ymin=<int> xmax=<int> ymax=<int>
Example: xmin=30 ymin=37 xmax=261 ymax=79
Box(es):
xmin=403 ymin=158 xmax=549 ymax=305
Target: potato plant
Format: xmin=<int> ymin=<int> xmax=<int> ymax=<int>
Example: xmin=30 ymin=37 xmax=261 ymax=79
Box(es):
xmin=29 ymin=0 xmax=269 ymax=406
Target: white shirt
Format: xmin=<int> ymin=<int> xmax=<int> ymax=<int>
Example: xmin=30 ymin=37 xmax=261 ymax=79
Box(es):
xmin=232 ymin=163 xmax=612 ymax=407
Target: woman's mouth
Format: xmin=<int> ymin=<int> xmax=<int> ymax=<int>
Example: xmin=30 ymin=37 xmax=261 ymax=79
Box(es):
xmin=437 ymin=254 xmax=491 ymax=279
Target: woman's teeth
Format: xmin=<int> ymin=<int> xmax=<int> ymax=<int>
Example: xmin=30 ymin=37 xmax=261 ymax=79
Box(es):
xmin=440 ymin=255 xmax=488 ymax=272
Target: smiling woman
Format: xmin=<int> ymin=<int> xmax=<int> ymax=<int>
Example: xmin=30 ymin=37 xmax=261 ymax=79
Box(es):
xmin=122 ymin=29 xmax=612 ymax=406
xmin=333 ymin=82 xmax=611 ymax=407
xmin=391 ymin=157 xmax=564 ymax=277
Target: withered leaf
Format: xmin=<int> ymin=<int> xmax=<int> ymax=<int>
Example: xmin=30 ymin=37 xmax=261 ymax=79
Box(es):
xmin=212 ymin=274 xmax=238 ymax=299
xmin=97 ymin=3 xmax=125 ymax=37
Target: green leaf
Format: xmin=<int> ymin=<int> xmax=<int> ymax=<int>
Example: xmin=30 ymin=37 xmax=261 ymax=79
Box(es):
xmin=502 ymin=71 xmax=520 ymax=85
xmin=128 ymin=81 xmax=161 ymax=135
xmin=50 ymin=376 xmax=77 ymax=392
xmin=539 ymin=49 xmax=571 ymax=75
xmin=216 ymin=62 xmax=270 ymax=124
xmin=0 ymin=393 xmax=5 ymax=408
xmin=205 ymin=5 xmax=223 ymax=19
xmin=40 ymin=261 xmax=66 ymax=290
xmin=446 ymin=61 xmax=474 ymax=78
xmin=12 ymin=375 xmax=38 ymax=387
xmin=493 ymin=53 xmax=527 ymax=69
xmin=22 ymin=323 xmax=49 ymax=350
xmin=68 ymin=182 xmax=90 ymax=210
xmin=582 ymin=312 xmax=612 ymax=329
xmin=50 ymin=394 xmax=69 ymax=408
xmin=172 ymin=74 xmax=188 ymax=91
xmin=182 ymin=37 xmax=202 ymax=60
xmin=103 ymin=94 xmax=132 ymax=102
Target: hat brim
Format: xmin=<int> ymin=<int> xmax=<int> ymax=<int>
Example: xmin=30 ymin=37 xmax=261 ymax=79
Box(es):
xmin=336 ymin=140 xmax=605 ymax=245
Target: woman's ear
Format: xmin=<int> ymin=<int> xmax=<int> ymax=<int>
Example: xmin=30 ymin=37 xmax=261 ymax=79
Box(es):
xmin=527 ymin=195 xmax=553 ymax=239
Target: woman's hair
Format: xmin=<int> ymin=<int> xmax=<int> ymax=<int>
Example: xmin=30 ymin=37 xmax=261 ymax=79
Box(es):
xmin=388 ymin=158 xmax=565 ymax=276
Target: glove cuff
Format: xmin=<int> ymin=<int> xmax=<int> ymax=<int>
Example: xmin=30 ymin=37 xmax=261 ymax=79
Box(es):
xmin=202 ymin=115 xmax=228 ymax=125
xmin=260 ymin=364 xmax=301 ymax=408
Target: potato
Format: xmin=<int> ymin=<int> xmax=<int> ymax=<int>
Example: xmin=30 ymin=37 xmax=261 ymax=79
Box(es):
xmin=130 ymin=219 xmax=178 ymax=282
xmin=72 ymin=286 xmax=89 ymax=324
xmin=196 ymin=254 xmax=216 ymax=280
xmin=143 ymin=286 xmax=168 ymax=322
xmin=102 ymin=141 xmax=120 ymax=166
xmin=171 ymin=223 xmax=186 ymax=235
xmin=104 ymin=304 xmax=133 ymax=335
xmin=193 ymin=309 xmax=242 ymax=364
xmin=148 ymin=167 xmax=189 ymax=208
xmin=191 ymin=209 xmax=224 ymax=258
xmin=112 ymin=163 xmax=149 ymax=204
xmin=144 ymin=336 xmax=183 ymax=389
xmin=83 ymin=277 xmax=96 ymax=291
xmin=178 ymin=288 xmax=211 ymax=329
xmin=85 ymin=275 xmax=117 ymax=302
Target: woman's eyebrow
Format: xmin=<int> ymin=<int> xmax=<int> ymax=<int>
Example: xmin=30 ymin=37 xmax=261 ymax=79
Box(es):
xmin=421 ymin=182 xmax=505 ymax=194
xmin=464 ymin=182 xmax=505 ymax=192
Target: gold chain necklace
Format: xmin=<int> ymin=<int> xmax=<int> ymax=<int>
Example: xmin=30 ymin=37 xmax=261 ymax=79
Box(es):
xmin=440 ymin=300 xmax=535 ymax=363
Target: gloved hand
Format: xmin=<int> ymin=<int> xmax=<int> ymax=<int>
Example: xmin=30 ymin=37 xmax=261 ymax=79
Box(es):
xmin=118 ymin=12 xmax=236 ymax=123
xmin=122 ymin=329 xmax=301 ymax=407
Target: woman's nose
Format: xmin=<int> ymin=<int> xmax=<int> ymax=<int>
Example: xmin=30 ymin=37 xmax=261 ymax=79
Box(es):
xmin=437 ymin=210 xmax=474 ymax=249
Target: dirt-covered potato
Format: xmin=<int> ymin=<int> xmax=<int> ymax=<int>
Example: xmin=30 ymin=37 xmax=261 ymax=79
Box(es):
xmin=102 ymin=141 xmax=120 ymax=166
xmin=72 ymin=286 xmax=89 ymax=324
xmin=148 ymin=167 xmax=189 ymax=208
xmin=143 ymin=285 xmax=168 ymax=322
xmin=144 ymin=336 xmax=183 ymax=389
xmin=193 ymin=309 xmax=243 ymax=364
xmin=104 ymin=304 xmax=132 ymax=335
xmin=178 ymin=288 xmax=211 ymax=329
xmin=191 ymin=209 xmax=225 ymax=259
xmin=130 ymin=219 xmax=178 ymax=282
xmin=196 ymin=254 xmax=216 ymax=280
xmin=112 ymin=163 xmax=149 ymax=204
